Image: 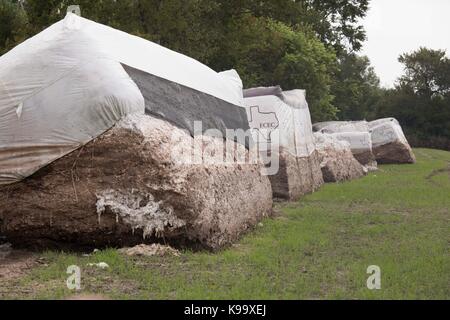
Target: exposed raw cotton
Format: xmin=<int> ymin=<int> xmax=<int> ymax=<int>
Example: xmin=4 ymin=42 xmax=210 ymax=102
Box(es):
xmin=267 ymin=149 xmax=323 ymax=200
xmin=243 ymin=88 xmax=323 ymax=201
xmin=314 ymin=133 xmax=366 ymax=183
xmin=119 ymin=244 xmax=181 ymax=257
xmin=0 ymin=115 xmax=273 ymax=250
xmin=87 ymin=262 xmax=109 ymax=269
xmin=96 ymin=189 xmax=186 ymax=239
xmin=369 ymin=118 xmax=416 ymax=164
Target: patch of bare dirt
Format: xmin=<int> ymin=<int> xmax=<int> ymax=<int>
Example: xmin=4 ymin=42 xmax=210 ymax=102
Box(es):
xmin=0 ymin=247 xmax=43 ymax=298
xmin=426 ymin=164 xmax=450 ymax=183
xmin=0 ymin=247 xmax=39 ymax=281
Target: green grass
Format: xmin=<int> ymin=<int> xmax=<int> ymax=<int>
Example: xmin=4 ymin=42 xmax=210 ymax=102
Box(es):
xmin=2 ymin=148 xmax=450 ymax=300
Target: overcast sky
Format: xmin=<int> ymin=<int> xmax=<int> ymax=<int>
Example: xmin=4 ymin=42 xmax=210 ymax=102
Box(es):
xmin=361 ymin=0 xmax=450 ymax=87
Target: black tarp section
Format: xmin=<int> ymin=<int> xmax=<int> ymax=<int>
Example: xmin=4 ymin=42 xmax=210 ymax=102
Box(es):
xmin=123 ymin=64 xmax=250 ymax=146
xmin=243 ymin=86 xmax=283 ymax=99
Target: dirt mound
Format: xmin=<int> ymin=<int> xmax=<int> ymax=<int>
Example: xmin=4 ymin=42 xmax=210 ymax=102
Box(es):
xmin=315 ymin=133 xmax=366 ymax=183
xmin=0 ymin=246 xmax=39 ymax=281
xmin=269 ymin=150 xmax=324 ymax=201
xmin=0 ymin=115 xmax=273 ymax=251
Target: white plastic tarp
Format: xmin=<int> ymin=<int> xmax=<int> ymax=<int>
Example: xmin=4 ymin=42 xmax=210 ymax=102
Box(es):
xmin=312 ymin=121 xmax=372 ymax=154
xmin=368 ymin=118 xmax=400 ymax=129
xmin=332 ymin=132 xmax=373 ymax=154
xmin=0 ymin=13 xmax=244 ymax=185
xmin=244 ymin=90 xmax=316 ymax=157
xmin=314 ymin=121 xmax=369 ymax=134
xmin=369 ymin=119 xmax=409 ymax=147
xmin=218 ymin=69 xmax=245 ymax=106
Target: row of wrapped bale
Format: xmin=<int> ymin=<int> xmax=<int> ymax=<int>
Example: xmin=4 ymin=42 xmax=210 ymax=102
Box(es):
xmin=0 ymin=14 xmax=273 ymax=250
xmin=243 ymin=86 xmax=324 ymax=201
xmin=2 ymin=13 xmax=410 ymax=251
xmin=313 ymin=118 xmax=416 ymax=165
xmin=313 ymin=121 xmax=378 ymax=171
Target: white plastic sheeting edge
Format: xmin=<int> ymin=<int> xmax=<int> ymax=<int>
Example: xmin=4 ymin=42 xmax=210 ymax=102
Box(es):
xmin=370 ymin=120 xmax=409 ymax=147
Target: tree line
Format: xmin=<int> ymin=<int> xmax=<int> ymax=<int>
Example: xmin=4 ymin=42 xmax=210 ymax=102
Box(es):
xmin=1 ymin=0 xmax=449 ymax=149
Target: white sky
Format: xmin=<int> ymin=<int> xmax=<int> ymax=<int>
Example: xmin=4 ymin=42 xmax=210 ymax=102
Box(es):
xmin=361 ymin=0 xmax=450 ymax=87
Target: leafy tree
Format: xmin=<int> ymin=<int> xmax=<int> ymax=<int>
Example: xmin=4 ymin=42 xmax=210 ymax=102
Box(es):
xmin=374 ymin=48 xmax=450 ymax=150
xmin=398 ymin=47 xmax=450 ymax=99
xmin=302 ymin=0 xmax=370 ymax=54
xmin=23 ymin=0 xmax=142 ymax=33
xmin=212 ymin=15 xmax=338 ymax=120
xmin=210 ymin=0 xmax=369 ymax=54
xmin=1 ymin=0 xmax=374 ymax=121
xmin=0 ymin=0 xmax=27 ymax=55
xmin=332 ymin=53 xmax=381 ymax=120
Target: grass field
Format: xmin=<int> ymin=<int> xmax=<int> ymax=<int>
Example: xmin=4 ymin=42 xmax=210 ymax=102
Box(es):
xmin=1 ymin=148 xmax=449 ymax=300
